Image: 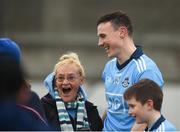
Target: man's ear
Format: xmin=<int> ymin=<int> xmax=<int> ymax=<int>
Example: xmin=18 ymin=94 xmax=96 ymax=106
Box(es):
xmin=118 ymin=26 xmax=128 ymax=39
xmin=146 ymin=99 xmax=154 ymax=110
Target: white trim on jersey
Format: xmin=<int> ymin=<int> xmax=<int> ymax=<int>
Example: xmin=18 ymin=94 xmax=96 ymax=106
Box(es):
xmin=108 ymin=109 xmax=128 ymax=114
xmin=106 ymin=92 xmax=123 ymax=96
xmin=140 ymin=56 xmax=147 ymax=70
xmin=156 ymin=122 xmax=165 ymax=132
xmin=161 ymin=122 xmax=165 ymax=132
xmin=138 ymin=59 xmax=144 ymax=72
xmin=133 ymin=60 xmax=141 ymax=73
xmin=133 ymin=56 xmax=147 ymax=73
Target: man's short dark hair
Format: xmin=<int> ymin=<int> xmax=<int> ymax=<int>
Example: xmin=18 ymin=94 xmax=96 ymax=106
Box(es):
xmin=0 ymin=55 xmax=24 ymax=99
xmin=124 ymin=79 xmax=163 ymax=111
xmin=97 ymin=11 xmax=133 ymax=36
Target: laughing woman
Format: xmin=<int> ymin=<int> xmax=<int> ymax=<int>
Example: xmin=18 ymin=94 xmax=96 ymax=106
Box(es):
xmin=41 ymin=52 xmax=103 ymax=131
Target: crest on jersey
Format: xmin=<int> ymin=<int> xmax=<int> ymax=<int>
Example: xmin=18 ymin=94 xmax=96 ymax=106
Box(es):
xmin=122 ymin=77 xmax=129 ymax=88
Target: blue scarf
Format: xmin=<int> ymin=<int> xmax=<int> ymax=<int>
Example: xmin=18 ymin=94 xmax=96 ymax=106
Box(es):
xmin=54 ymin=88 xmax=90 ymax=131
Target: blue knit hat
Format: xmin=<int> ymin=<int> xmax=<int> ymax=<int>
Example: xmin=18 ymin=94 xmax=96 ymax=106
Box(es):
xmin=0 ymin=38 xmax=21 ymax=63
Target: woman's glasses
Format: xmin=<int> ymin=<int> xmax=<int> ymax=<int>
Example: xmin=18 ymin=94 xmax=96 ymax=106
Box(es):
xmin=55 ymin=74 xmax=80 ymax=82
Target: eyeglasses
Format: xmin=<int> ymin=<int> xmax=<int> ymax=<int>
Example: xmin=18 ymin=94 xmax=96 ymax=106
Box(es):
xmin=55 ymin=75 xmax=80 ymax=82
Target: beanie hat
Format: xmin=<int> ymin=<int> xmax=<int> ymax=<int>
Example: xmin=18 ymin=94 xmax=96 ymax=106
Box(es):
xmin=0 ymin=38 xmax=21 ymax=63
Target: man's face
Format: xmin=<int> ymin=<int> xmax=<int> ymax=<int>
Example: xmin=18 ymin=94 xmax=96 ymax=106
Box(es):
xmin=127 ymin=97 xmax=149 ymax=124
xmin=17 ymin=81 xmax=31 ymax=104
xmin=97 ymin=22 xmax=123 ymax=58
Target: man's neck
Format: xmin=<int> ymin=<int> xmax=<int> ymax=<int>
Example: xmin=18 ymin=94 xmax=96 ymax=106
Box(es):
xmin=117 ymin=38 xmax=136 ymax=65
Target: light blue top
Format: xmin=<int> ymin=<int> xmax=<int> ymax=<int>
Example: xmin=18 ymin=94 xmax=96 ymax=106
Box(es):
xmin=102 ymin=47 xmax=164 ymax=131
xmin=146 ymin=115 xmax=176 ymax=131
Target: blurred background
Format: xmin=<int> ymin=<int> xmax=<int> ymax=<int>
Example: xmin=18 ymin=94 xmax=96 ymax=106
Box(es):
xmin=1 ymin=0 xmax=180 ymax=129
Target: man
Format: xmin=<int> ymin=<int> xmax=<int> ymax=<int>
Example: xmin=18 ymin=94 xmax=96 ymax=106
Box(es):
xmin=0 ymin=55 xmax=50 ymax=130
xmin=0 ymin=38 xmax=50 ymax=130
xmin=124 ymin=79 xmax=176 ymax=131
xmin=97 ymin=11 xmax=164 ymax=131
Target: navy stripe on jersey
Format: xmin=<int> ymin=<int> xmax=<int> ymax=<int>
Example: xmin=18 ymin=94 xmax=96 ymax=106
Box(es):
xmin=145 ymin=115 xmax=165 ymax=131
xmin=116 ymin=47 xmax=143 ymax=70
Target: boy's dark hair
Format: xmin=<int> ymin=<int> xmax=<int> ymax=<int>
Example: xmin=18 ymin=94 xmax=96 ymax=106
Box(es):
xmin=124 ymin=79 xmax=163 ymax=111
xmin=97 ymin=11 xmax=133 ymax=37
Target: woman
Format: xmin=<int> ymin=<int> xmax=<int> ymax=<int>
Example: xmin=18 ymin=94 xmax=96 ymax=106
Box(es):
xmin=41 ymin=52 xmax=103 ymax=131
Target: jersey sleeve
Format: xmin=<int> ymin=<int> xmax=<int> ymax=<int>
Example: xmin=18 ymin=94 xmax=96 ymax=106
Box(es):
xmin=102 ymin=68 xmax=106 ymax=82
xmin=138 ymin=70 xmax=164 ymax=89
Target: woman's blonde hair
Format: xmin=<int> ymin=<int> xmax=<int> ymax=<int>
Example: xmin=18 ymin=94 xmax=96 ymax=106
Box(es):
xmin=54 ymin=52 xmax=85 ymax=77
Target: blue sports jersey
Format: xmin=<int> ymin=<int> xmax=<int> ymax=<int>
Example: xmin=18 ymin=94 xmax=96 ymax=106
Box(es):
xmin=145 ymin=115 xmax=176 ymax=131
xmin=102 ymin=47 xmax=164 ymax=131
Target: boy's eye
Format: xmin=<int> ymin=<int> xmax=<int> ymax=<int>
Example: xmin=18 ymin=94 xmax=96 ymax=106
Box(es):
xmin=129 ymin=104 xmax=135 ymax=108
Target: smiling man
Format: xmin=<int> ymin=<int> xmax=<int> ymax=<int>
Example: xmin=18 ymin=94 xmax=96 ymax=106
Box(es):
xmin=97 ymin=11 xmax=164 ymax=131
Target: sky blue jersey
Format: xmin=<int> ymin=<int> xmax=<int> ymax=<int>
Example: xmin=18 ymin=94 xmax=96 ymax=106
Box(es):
xmin=145 ymin=115 xmax=176 ymax=131
xmin=102 ymin=47 xmax=164 ymax=131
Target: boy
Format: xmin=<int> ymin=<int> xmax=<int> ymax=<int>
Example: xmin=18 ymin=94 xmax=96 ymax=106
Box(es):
xmin=124 ymin=79 xmax=176 ymax=131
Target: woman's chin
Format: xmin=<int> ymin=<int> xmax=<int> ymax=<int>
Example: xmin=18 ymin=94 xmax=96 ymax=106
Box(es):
xmin=61 ymin=95 xmax=75 ymax=103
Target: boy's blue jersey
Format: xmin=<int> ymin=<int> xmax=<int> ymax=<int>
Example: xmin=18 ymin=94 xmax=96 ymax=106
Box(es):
xmin=102 ymin=48 xmax=164 ymax=131
xmin=146 ymin=115 xmax=176 ymax=131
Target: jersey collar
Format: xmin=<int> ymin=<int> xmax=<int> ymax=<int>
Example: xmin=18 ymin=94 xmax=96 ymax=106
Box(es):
xmin=145 ymin=115 xmax=166 ymax=131
xmin=116 ymin=46 xmax=143 ymax=70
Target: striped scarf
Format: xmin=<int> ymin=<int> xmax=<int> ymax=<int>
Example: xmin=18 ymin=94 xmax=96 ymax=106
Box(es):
xmin=54 ymin=88 xmax=90 ymax=131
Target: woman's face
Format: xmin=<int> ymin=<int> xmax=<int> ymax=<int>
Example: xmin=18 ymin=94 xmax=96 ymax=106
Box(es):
xmin=55 ymin=63 xmax=83 ymax=102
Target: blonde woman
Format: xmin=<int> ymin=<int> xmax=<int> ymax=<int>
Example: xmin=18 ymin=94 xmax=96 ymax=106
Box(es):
xmin=41 ymin=52 xmax=103 ymax=131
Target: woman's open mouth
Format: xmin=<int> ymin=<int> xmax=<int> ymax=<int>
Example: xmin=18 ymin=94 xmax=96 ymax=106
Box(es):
xmin=62 ymin=87 xmax=72 ymax=94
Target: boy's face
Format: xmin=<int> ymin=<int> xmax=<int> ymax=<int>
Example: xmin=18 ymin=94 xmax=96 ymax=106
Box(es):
xmin=127 ymin=97 xmax=149 ymax=124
